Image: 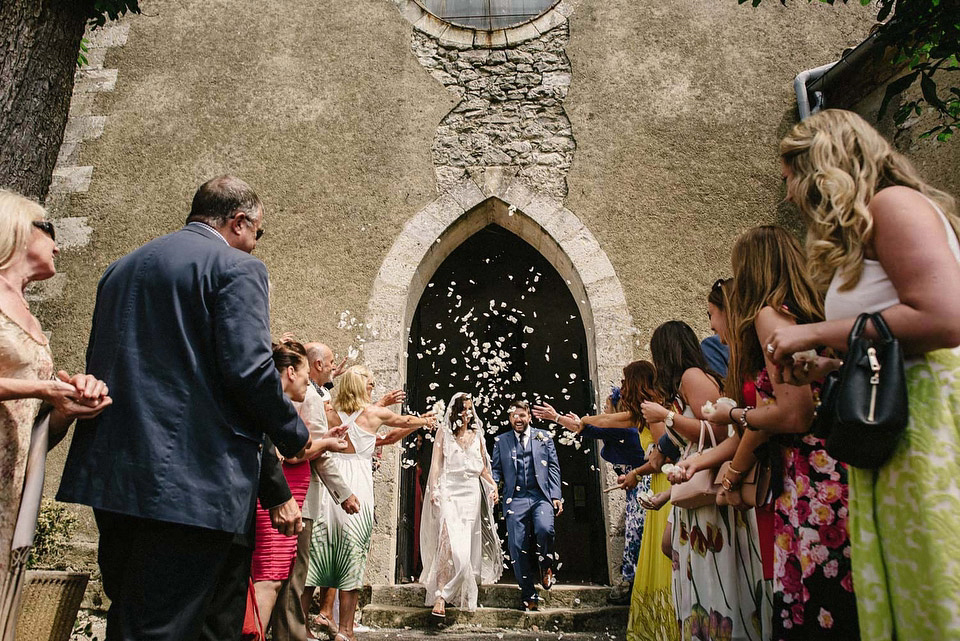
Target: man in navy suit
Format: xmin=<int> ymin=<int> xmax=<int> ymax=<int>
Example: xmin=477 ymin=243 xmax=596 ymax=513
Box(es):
xmin=491 ymin=400 xmax=563 ymax=610
xmin=57 ymin=176 xmax=310 ymax=640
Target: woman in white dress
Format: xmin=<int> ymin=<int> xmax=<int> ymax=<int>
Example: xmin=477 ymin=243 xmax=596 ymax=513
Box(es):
xmin=419 ymin=393 xmax=503 ymax=617
xmin=306 ymin=365 xmax=436 ymax=641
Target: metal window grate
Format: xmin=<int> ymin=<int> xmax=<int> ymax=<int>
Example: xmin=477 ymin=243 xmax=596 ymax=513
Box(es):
xmin=418 ymin=0 xmax=558 ymax=30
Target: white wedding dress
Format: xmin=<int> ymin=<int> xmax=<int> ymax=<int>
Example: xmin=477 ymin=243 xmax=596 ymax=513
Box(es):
xmin=419 ymin=395 xmax=502 ymax=611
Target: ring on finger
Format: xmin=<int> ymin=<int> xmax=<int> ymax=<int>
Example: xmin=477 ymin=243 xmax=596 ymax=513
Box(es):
xmin=766 ymin=343 xmax=775 ymax=354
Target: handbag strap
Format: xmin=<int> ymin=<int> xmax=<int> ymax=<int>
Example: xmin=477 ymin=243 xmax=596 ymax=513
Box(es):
xmin=697 ymin=419 xmax=718 ymax=453
xmin=847 ymin=313 xmax=873 ymax=344
xmin=869 ymin=312 xmax=895 ymax=341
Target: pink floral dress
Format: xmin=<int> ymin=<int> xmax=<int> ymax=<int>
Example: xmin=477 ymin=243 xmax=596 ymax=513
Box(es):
xmin=757 ymin=368 xmax=860 ymax=640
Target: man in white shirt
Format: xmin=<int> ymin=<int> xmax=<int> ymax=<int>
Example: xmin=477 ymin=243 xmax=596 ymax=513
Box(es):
xmin=272 ymin=342 xmax=358 ymax=641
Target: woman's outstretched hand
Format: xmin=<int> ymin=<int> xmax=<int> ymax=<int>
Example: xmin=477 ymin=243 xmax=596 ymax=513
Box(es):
xmin=532 ymin=402 xmax=559 ymax=422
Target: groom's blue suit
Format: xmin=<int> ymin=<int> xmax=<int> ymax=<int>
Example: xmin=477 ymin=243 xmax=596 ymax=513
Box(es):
xmin=491 ymin=426 xmax=562 ymax=606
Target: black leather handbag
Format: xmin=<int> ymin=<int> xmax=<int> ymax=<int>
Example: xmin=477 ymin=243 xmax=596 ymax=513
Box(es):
xmin=814 ymin=312 xmax=909 ymax=468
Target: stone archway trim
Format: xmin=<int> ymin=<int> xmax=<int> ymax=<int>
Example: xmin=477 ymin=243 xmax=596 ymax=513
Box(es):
xmin=393 ymin=0 xmax=573 ymax=49
xmin=362 ymin=168 xmax=634 ymax=585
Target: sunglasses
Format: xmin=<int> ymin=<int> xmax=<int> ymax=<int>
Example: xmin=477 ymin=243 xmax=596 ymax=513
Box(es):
xmin=711 ymin=278 xmax=726 ymax=291
xmin=33 ymin=220 xmax=55 ymax=242
xmin=255 ymin=227 xmax=264 ymax=240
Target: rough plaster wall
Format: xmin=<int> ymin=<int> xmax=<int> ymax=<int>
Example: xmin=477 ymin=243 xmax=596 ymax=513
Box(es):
xmin=39 ymin=0 xmax=453 ymax=543
xmin=563 ymin=0 xmax=877 ymax=348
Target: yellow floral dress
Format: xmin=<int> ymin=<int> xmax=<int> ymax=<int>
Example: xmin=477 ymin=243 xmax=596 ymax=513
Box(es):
xmin=627 ymin=428 xmax=678 ymax=641
xmin=0 ymin=312 xmax=53 ymax=638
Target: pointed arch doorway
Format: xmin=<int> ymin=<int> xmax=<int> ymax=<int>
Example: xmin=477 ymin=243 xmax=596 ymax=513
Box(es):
xmin=396 ymin=221 xmax=608 ymax=586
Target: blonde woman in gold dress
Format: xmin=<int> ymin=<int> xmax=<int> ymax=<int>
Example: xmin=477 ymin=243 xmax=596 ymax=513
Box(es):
xmin=0 ymin=190 xmax=112 ymax=640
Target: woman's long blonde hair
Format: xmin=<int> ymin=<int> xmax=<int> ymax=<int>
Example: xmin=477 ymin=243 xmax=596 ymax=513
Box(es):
xmin=780 ymin=108 xmax=959 ymax=291
xmin=334 ymin=365 xmax=372 ymax=414
xmin=0 ymin=190 xmax=46 ymax=270
xmin=727 ymin=226 xmax=824 ymax=403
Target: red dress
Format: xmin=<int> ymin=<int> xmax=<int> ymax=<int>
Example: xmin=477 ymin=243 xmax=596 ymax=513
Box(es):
xmin=251 ymin=459 xmax=311 ymax=581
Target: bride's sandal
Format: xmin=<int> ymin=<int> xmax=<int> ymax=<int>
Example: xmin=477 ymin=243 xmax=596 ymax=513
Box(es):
xmin=431 ymin=597 xmax=446 ymax=618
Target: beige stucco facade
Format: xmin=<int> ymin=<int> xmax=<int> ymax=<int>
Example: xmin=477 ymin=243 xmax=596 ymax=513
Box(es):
xmin=37 ymin=0 xmax=959 ymax=586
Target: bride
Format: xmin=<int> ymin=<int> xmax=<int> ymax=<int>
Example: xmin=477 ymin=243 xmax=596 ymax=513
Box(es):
xmin=420 ymin=393 xmax=503 ymax=616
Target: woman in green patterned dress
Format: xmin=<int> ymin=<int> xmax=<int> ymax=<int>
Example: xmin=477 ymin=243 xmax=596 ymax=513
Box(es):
xmin=307 ymin=366 xmax=436 ymax=641
xmin=767 ymin=109 xmax=960 ymax=640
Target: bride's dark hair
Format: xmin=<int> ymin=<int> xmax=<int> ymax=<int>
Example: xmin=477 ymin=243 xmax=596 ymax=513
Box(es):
xmin=449 ymin=394 xmax=476 ymax=433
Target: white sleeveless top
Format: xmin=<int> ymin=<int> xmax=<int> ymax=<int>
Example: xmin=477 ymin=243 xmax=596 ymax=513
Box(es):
xmin=824 ymin=196 xmax=960 ymax=321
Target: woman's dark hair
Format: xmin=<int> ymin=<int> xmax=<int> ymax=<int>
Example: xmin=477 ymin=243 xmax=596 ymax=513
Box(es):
xmin=707 ymin=277 xmax=733 ymax=310
xmin=450 ymin=394 xmax=476 ymax=432
xmin=272 ymin=339 xmax=307 ymax=372
xmin=650 ymin=320 xmax=722 ymax=403
xmin=619 ymin=360 xmax=659 ymax=425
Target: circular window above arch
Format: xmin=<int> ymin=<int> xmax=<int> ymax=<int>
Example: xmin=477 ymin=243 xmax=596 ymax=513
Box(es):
xmin=415 ymin=0 xmax=560 ymax=31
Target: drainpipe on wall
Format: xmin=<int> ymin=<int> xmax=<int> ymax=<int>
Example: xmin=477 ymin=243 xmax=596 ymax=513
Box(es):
xmin=794 ymin=61 xmax=838 ymax=120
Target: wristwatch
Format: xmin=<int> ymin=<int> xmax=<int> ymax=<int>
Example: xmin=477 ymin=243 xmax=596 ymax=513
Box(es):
xmin=664 ymin=410 xmax=676 ymax=429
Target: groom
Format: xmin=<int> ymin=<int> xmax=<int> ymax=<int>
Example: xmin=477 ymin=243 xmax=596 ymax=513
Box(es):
xmin=491 ymin=400 xmax=563 ymax=611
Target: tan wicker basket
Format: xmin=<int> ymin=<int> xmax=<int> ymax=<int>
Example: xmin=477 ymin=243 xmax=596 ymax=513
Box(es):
xmin=16 ymin=571 xmax=89 ymax=641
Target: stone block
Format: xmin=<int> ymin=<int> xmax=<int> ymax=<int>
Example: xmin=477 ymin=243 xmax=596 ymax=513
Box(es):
xmin=472 ymin=28 xmax=507 ymax=48
xmin=505 ymin=22 xmax=541 ymax=47
xmin=56 ymin=143 xmax=79 ymax=168
xmin=521 ymin=192 xmax=563 ymax=227
xmin=532 ymin=7 xmax=568 ymax=35
xmin=458 ymin=49 xmax=490 ymax=64
xmin=444 ymin=177 xmax=486 ymax=212
xmin=438 ymin=26 xmax=476 ymax=50
xmin=480 ymin=148 xmax=511 ymax=165
xmin=585 ymin=276 xmax=631 ymax=317
xmin=79 ymin=47 xmax=108 ymax=70
xmin=542 ymin=70 xmax=572 ymax=88
xmin=505 ymin=49 xmax=535 ymax=64
xmin=68 ymin=93 xmax=96 ymax=119
xmin=74 ymin=68 xmax=118 ymax=93
xmin=417 ymin=191 xmax=464 ymax=229
xmin=63 ymin=115 xmax=106 ymax=143
xmin=555 ymin=0 xmax=575 ymax=17
xmin=413 ymin=12 xmax=450 ymax=40
xmin=53 ymin=217 xmax=94 ymax=250
xmin=85 ymin=23 xmax=129 ymax=48
xmin=476 ymin=166 xmax=518 ymax=199
xmin=396 ymin=0 xmax=425 ymax=25
xmin=49 ymin=166 xmax=94 ymax=194
xmin=374 ymin=251 xmax=419 ymax=291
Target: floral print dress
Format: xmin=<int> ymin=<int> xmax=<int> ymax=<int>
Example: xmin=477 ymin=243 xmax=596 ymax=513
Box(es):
xmin=756 ymin=369 xmax=859 ymax=640
xmin=670 ymin=404 xmax=771 ymax=641
xmin=614 ymin=461 xmax=649 ymax=583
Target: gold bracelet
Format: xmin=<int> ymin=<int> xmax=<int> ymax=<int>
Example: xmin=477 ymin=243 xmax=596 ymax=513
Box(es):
xmin=727 ymin=464 xmax=744 ymax=476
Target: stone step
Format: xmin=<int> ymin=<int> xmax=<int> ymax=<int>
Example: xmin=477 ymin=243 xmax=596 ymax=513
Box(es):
xmin=360 ymin=604 xmax=628 ymax=633
xmin=369 ymin=583 xmax=612 ymax=610
xmin=342 ymin=630 xmax=625 ymax=641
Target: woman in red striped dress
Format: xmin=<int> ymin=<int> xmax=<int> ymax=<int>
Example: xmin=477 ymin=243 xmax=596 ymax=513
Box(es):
xmin=251 ymin=340 xmax=315 ymax=630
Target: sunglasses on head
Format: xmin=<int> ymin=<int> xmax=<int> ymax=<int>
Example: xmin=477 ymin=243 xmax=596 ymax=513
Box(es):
xmin=32 ymin=220 xmax=55 ymax=242
xmin=711 ymin=278 xmax=725 ymax=291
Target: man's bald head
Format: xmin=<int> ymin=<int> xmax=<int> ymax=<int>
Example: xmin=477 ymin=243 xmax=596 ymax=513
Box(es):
xmin=304 ymin=342 xmax=335 ymax=386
